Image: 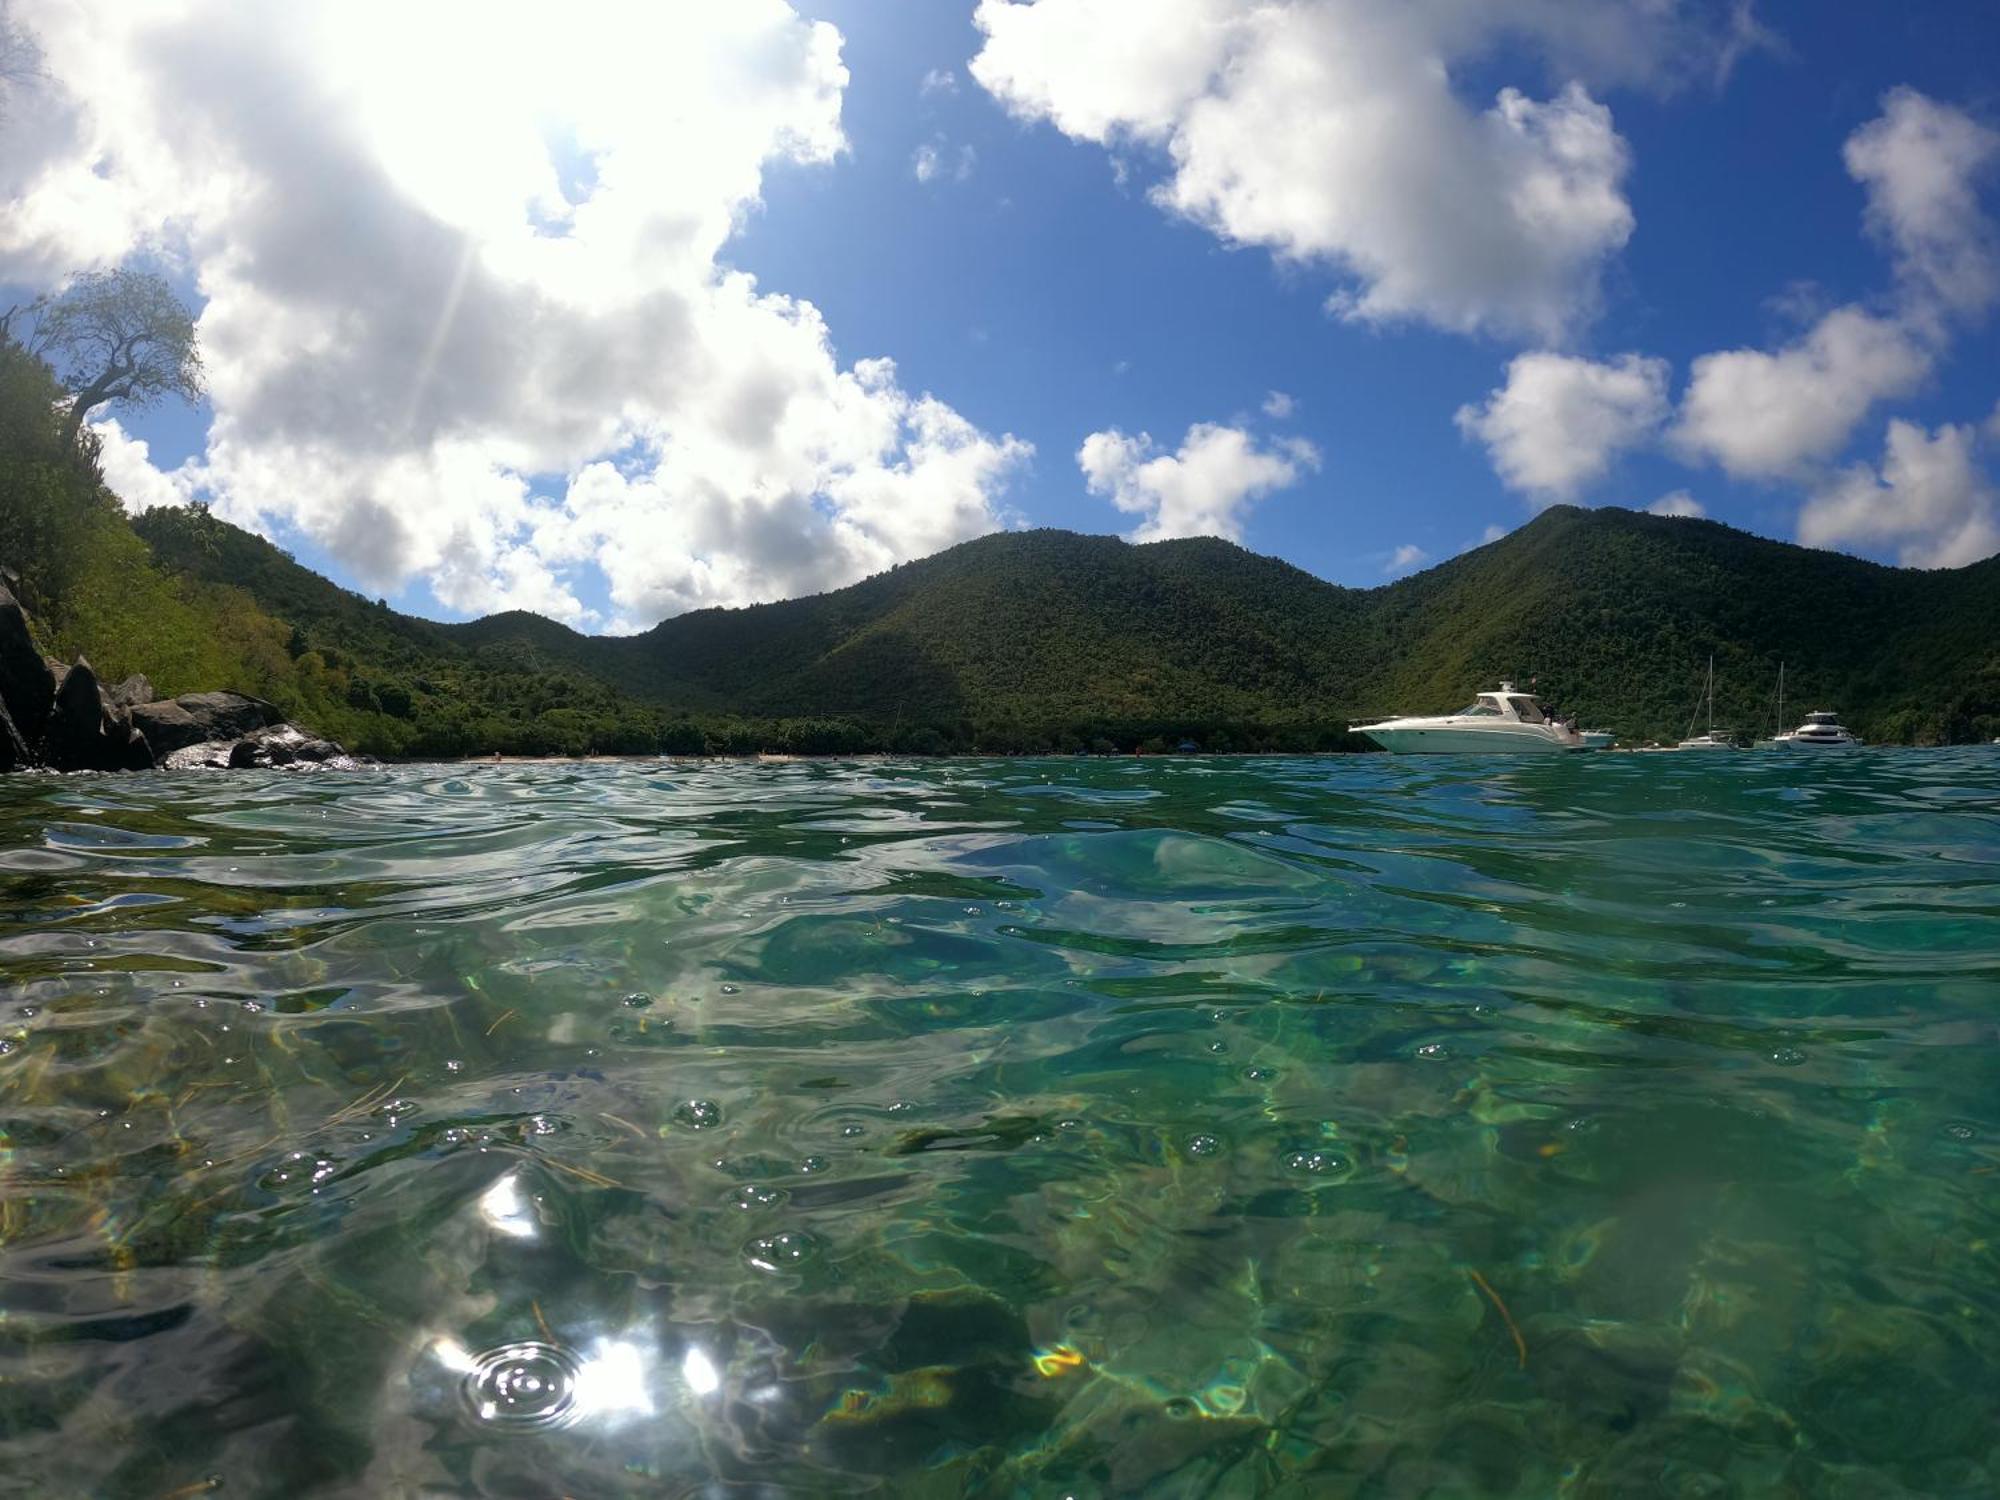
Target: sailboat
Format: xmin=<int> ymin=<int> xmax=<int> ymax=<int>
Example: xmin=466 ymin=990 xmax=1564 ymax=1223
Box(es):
xmin=1759 ymin=662 xmax=1790 ymax=748
xmin=1676 ymin=655 xmax=1738 ymax=750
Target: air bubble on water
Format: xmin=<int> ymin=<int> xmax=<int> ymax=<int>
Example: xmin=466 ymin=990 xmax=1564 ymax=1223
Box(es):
xmin=241 ymin=999 xmax=263 ymax=1013
xmin=743 ymin=1230 xmax=821 ymax=1273
xmin=261 ymin=1150 xmax=339 ymax=1192
xmin=376 ymin=1097 xmax=420 ymax=1120
xmin=444 ymin=1059 xmax=464 ymax=1074
xmin=621 ymin=993 xmax=652 ymax=1009
xmin=840 ymin=1123 xmax=865 ymax=1138
xmin=1163 ymin=1396 xmax=1197 ymax=1420
xmin=1243 ymin=1066 xmax=1275 ymax=1083
xmin=887 ymin=1101 xmax=915 ymax=1114
xmin=1186 ymin=1134 xmax=1221 ymax=1158
xmin=1768 ymin=1047 xmax=1807 ymax=1067
xmin=719 ymin=985 xmax=739 ymax=995
xmin=733 ymin=1183 xmax=788 ymax=1210
xmin=0 ymin=1040 xmax=14 ymax=1056
xmin=673 ymin=1099 xmax=723 ymax=1131
xmin=1056 ymin=1118 xmax=1083 ymax=1132
xmin=799 ymin=1155 xmax=829 ymax=1175
xmin=1415 ymin=1042 xmax=1449 ymax=1060
xmin=1208 ymin=1041 xmax=1229 ymax=1055
xmin=461 ymin=1341 xmax=581 ymax=1430
xmin=1943 ymin=1122 xmax=1976 ymax=1141
xmin=526 ymin=1114 xmax=561 ymax=1136
xmin=1285 ymin=1150 xmax=1346 ymax=1176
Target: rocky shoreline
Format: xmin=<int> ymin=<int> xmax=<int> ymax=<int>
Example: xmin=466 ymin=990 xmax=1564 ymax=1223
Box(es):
xmin=1 ymin=580 xmax=357 ymax=773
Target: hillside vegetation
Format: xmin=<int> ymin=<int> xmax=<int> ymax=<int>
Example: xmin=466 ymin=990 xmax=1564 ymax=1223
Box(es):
xmin=7 ymin=335 xmax=1999 ymax=755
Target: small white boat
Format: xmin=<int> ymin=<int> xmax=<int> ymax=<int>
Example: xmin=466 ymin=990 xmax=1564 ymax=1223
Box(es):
xmin=1675 ymin=656 xmax=1739 ymax=751
xmin=1773 ymin=710 xmax=1861 ymax=748
xmin=1352 ymin=682 xmax=1603 ymax=754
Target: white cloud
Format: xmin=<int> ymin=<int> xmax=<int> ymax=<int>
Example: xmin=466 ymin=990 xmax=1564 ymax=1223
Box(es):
xmin=1799 ymin=418 xmax=1999 ymax=569
xmin=90 ymin=418 xmax=202 ymax=513
xmin=919 ymin=67 xmax=958 ymax=97
xmin=1845 ymin=86 xmax=2000 ymax=323
xmin=1672 ymin=306 xmax=1930 ymax=480
xmin=970 ymin=0 xmax=1744 ymax=341
xmin=1078 ymin=421 xmax=1316 ymax=542
xmin=1384 ymin=543 xmax=1428 ymax=574
xmin=1 ymin=2 xmax=1029 ymax=626
xmin=1261 ymin=389 xmax=1295 ymax=419
xmin=1647 ymin=490 xmax=1704 ymax=517
xmin=1675 ymin=91 xmax=1995 ymax=483
xmin=1456 ymin=351 xmax=1668 ymax=503
xmin=914 ymin=136 xmax=975 ymax=184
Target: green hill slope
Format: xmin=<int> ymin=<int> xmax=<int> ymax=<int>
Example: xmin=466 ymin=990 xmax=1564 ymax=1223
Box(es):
xmin=134 ymin=501 xmax=2000 ymax=751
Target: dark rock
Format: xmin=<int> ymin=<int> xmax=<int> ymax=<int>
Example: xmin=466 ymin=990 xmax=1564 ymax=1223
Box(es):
xmin=118 ymin=725 xmax=154 ymax=771
xmin=42 ymin=658 xmax=154 ymax=772
xmin=227 ymin=739 xmax=261 ymax=769
xmin=129 ymin=692 xmax=285 ymax=755
xmin=0 ymin=584 xmax=56 ymax=746
xmin=266 ymin=740 xmax=296 ymax=766
xmin=294 ymin=738 xmax=343 ymax=763
xmin=0 ymin=694 xmax=29 ymax=771
xmin=107 ymin=673 xmax=156 ymax=709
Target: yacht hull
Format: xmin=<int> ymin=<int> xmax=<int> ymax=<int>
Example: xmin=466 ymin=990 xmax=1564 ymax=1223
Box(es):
xmin=1358 ymin=725 xmax=1584 ymax=754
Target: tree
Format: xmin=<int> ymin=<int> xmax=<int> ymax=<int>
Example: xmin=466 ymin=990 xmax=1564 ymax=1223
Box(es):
xmin=0 ymin=1 xmax=41 ymax=135
xmin=11 ymin=268 xmax=205 ymax=451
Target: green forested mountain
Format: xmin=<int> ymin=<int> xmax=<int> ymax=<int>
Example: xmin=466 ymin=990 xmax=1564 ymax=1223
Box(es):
xmin=7 ymin=333 xmax=1999 ymax=755
xmin=133 ymin=502 xmax=2000 ymax=752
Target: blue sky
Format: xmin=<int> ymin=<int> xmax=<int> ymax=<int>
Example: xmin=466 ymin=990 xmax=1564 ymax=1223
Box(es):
xmin=5 ymin=1 xmax=1998 ymax=628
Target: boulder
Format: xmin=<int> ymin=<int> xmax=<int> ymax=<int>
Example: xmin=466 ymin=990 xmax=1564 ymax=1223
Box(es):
xmin=129 ymin=691 xmax=285 ymax=755
xmin=227 ymin=738 xmax=260 ymax=769
xmin=41 ymin=657 xmax=155 ymax=772
xmin=0 ymin=695 xmax=29 ymax=771
xmin=0 ymin=583 xmax=56 ymax=746
xmin=107 ymin=673 xmax=156 ymax=709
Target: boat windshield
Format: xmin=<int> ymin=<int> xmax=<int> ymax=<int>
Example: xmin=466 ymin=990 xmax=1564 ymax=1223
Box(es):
xmin=1504 ymin=696 xmax=1544 ymax=723
xmin=1457 ymin=702 xmax=1503 ymax=717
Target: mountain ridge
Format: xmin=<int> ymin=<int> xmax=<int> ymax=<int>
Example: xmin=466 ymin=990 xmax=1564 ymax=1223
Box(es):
xmin=129 ymin=501 xmax=2000 ymax=751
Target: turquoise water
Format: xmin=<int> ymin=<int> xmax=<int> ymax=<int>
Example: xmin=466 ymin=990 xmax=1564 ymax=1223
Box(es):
xmin=2 ymin=752 xmax=1997 ymax=1497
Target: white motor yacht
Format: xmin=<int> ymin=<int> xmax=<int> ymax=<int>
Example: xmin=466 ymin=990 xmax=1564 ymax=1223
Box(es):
xmin=1773 ymin=710 xmax=1861 ymax=748
xmin=1352 ymin=683 xmax=1603 ymax=754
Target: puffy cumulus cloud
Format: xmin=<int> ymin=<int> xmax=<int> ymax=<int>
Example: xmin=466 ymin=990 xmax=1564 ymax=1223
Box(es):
xmin=1799 ymin=418 xmax=1998 ymax=569
xmin=89 ymin=418 xmax=201 ymax=513
xmin=2 ymin=1 xmax=1029 ymax=626
xmin=1079 ymin=421 xmax=1317 ymax=542
xmin=1455 ymin=351 xmax=1668 ymax=502
xmin=1647 ymin=490 xmax=1705 ymax=517
xmin=1384 ymin=543 xmax=1428 ymax=574
xmin=1676 ymin=91 xmax=1995 ymax=482
xmin=970 ymin=1 xmax=1749 ymax=341
xmin=1671 ymin=306 xmax=1930 ymax=480
xmin=1845 ymin=87 xmax=2000 ymax=323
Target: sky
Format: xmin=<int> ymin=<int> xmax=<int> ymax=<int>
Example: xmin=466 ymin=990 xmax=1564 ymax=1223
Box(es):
xmin=2 ymin=0 xmax=1997 ymax=633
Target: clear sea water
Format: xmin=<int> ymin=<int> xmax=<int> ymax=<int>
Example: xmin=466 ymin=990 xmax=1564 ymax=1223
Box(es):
xmin=2 ymin=752 xmax=1997 ymax=1498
